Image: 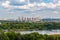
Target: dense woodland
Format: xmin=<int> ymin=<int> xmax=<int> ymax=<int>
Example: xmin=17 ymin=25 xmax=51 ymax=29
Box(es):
xmin=0 ymin=21 xmax=60 ymax=30
xmin=0 ymin=21 xmax=60 ymax=40
xmin=0 ymin=31 xmax=60 ymax=40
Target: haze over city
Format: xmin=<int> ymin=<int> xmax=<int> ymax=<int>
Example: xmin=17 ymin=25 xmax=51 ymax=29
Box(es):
xmin=0 ymin=0 xmax=60 ymax=20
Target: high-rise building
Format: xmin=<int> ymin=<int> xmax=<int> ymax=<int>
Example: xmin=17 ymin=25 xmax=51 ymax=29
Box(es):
xmin=18 ymin=16 xmax=20 ymax=21
xmin=17 ymin=16 xmax=40 ymax=22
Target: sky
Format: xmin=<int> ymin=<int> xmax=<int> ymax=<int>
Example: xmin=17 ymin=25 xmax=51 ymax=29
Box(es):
xmin=0 ymin=0 xmax=60 ymax=20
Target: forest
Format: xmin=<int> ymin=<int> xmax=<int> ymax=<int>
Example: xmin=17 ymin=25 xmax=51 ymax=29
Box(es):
xmin=0 ymin=21 xmax=60 ymax=40
xmin=0 ymin=21 xmax=60 ymax=30
xmin=0 ymin=31 xmax=60 ymax=40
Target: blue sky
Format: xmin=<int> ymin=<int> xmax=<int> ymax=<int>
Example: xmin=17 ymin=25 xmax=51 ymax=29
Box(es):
xmin=0 ymin=0 xmax=60 ymax=20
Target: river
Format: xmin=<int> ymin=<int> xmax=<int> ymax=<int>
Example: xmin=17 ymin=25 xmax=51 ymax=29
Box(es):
xmin=13 ymin=30 xmax=60 ymax=35
xmin=4 ymin=30 xmax=60 ymax=35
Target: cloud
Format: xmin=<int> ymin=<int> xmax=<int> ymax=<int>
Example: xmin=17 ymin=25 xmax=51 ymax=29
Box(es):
xmin=38 ymin=2 xmax=47 ymax=7
xmin=1 ymin=0 xmax=60 ymax=10
xmin=47 ymin=3 xmax=56 ymax=8
xmin=53 ymin=11 xmax=59 ymax=14
xmin=57 ymin=1 xmax=60 ymax=6
xmin=1 ymin=0 xmax=60 ymax=15
xmin=20 ymin=0 xmax=26 ymax=2
xmin=14 ymin=5 xmax=30 ymax=9
xmin=0 ymin=0 xmax=7 ymax=2
xmin=0 ymin=0 xmax=60 ymax=19
xmin=2 ymin=1 xmax=10 ymax=8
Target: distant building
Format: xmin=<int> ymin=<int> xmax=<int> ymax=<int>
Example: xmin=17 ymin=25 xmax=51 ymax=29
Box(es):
xmin=17 ymin=17 xmax=40 ymax=22
xmin=18 ymin=16 xmax=20 ymax=21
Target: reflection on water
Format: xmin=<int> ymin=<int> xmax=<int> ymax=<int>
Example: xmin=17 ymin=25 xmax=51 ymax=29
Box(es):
xmin=14 ymin=30 xmax=60 ymax=35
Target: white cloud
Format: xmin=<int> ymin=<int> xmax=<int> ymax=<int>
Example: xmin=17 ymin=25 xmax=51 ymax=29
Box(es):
xmin=20 ymin=0 xmax=26 ymax=2
xmin=1 ymin=0 xmax=60 ymax=10
xmin=0 ymin=0 xmax=60 ymax=19
xmin=38 ymin=2 xmax=47 ymax=7
xmin=53 ymin=11 xmax=59 ymax=14
xmin=11 ymin=2 xmax=37 ymax=9
xmin=2 ymin=1 xmax=10 ymax=8
xmin=27 ymin=3 xmax=36 ymax=7
xmin=57 ymin=1 xmax=60 ymax=6
xmin=26 ymin=2 xmax=57 ymax=9
xmin=47 ymin=3 xmax=56 ymax=8
xmin=14 ymin=5 xmax=30 ymax=9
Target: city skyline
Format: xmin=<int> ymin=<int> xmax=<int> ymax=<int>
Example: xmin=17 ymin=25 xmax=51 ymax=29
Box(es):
xmin=0 ymin=0 xmax=60 ymax=19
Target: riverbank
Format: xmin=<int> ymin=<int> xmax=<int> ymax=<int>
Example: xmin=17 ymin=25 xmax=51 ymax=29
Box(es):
xmin=1 ymin=29 xmax=60 ymax=35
